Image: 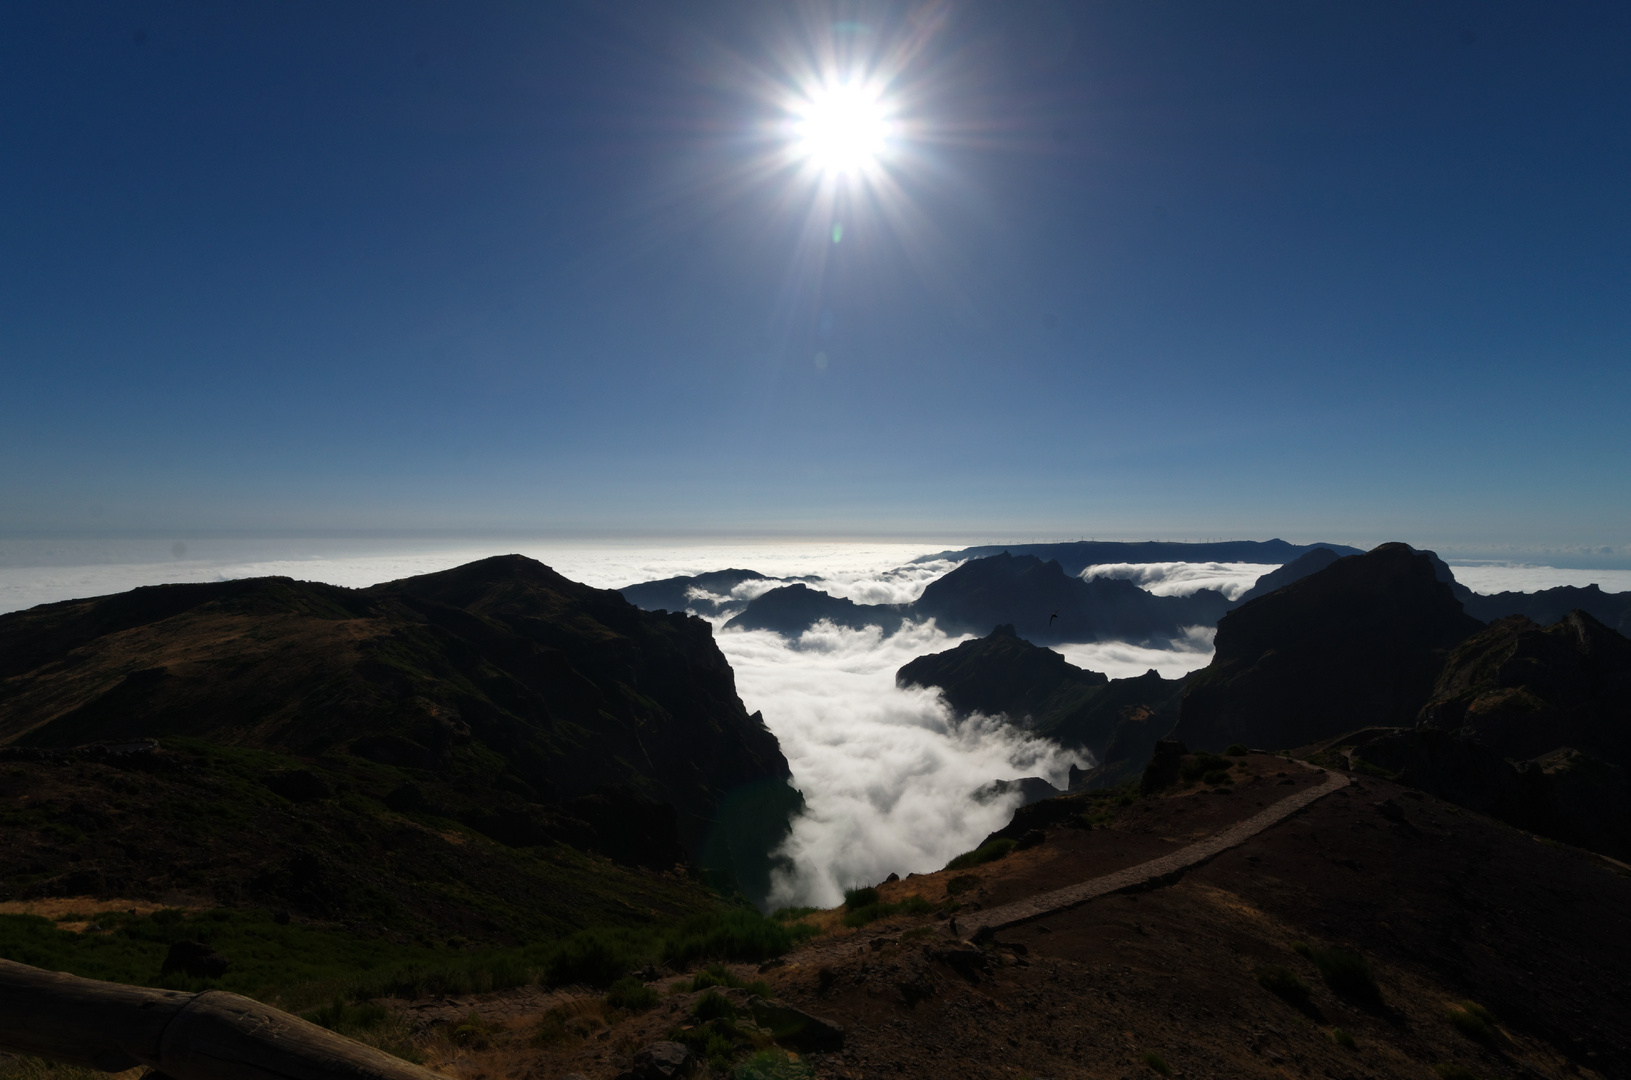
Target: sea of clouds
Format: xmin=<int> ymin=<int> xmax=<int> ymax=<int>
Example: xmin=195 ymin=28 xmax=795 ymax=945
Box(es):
xmin=1079 ymin=561 xmax=1276 ymax=600
xmin=4 ymin=537 xmax=1630 ymax=906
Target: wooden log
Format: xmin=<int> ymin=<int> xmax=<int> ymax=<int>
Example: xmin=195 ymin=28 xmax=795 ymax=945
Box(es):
xmin=0 ymin=958 xmax=444 ymax=1080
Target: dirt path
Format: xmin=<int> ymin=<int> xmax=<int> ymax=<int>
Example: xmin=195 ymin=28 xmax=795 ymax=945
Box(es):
xmin=964 ymin=765 xmax=1350 ymax=936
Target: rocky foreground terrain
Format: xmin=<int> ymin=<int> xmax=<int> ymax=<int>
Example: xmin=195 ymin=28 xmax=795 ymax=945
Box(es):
xmin=298 ymin=750 xmax=1630 ymax=1080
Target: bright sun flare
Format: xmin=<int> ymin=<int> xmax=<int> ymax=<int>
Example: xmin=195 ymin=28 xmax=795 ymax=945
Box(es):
xmin=794 ymin=83 xmax=892 ymax=174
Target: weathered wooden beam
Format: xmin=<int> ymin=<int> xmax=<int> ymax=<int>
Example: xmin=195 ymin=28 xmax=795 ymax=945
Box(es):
xmin=0 ymin=958 xmax=444 ymax=1080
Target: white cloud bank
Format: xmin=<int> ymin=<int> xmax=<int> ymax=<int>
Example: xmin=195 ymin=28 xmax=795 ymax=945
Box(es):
xmin=716 ymin=619 xmax=1089 ymax=908
xmin=1080 ymin=561 xmax=1278 ymax=600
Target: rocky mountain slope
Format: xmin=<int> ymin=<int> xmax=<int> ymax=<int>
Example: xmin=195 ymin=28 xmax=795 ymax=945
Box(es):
xmin=0 ymin=556 xmax=802 ymax=907
xmin=405 ymin=750 xmax=1631 ymax=1080
xmin=1332 ymin=609 xmax=1631 ymax=859
xmin=1174 ymin=543 xmax=1484 ymax=753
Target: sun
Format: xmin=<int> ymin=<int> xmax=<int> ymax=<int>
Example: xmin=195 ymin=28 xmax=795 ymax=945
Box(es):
xmin=793 ymin=82 xmax=892 ymax=175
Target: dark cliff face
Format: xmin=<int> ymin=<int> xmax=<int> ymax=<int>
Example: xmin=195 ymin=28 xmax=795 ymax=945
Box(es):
xmin=0 ymin=555 xmax=801 ymax=904
xmin=1175 ymin=543 xmax=1483 ymax=753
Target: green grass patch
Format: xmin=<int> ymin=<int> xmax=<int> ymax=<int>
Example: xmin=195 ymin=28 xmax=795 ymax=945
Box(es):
xmin=0 ymin=898 xmax=812 ymax=1012
xmin=1433 ymin=1065 xmax=1479 ymax=1080
xmin=770 ymin=906 xmax=819 ymax=922
xmin=840 ymin=895 xmax=934 ymax=929
xmin=1331 ymin=1028 xmax=1356 ymax=1049
xmin=1140 ymin=1051 xmax=1172 ymax=1075
xmin=944 ymin=838 xmax=1017 ymax=871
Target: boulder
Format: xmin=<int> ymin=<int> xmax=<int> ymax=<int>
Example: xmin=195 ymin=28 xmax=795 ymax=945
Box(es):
xmin=1140 ymin=739 xmax=1187 ymax=795
xmin=624 ymin=1041 xmax=691 ymax=1080
xmin=749 ymin=998 xmax=845 ymax=1051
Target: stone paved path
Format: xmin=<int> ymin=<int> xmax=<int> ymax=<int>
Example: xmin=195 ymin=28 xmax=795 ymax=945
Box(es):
xmin=965 ymin=767 xmax=1350 ymax=936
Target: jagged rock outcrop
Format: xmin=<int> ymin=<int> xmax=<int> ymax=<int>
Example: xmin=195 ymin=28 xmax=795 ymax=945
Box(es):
xmin=0 ymin=555 xmax=802 ymax=903
xmin=1174 ymin=543 xmax=1483 ymax=753
xmin=1461 ymin=585 xmax=1631 ymax=639
xmin=1332 ymin=610 xmax=1631 ymax=859
xmin=1419 ymin=610 xmax=1631 ymax=762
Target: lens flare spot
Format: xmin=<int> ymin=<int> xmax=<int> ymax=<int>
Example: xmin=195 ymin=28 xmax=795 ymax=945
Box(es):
xmin=831 ymin=223 xmax=843 ymax=243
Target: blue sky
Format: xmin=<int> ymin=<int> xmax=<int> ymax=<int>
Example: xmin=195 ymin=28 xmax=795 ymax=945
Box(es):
xmin=3 ymin=1 xmax=1628 ymax=556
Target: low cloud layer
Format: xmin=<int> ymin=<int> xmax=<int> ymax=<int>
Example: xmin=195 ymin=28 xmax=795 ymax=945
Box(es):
xmin=1445 ymin=562 xmax=1631 ymax=595
xmin=716 ymin=619 xmax=1089 ymax=908
xmin=1080 ymin=561 xmax=1277 ymax=600
xmin=1054 ymin=627 xmax=1217 ymax=680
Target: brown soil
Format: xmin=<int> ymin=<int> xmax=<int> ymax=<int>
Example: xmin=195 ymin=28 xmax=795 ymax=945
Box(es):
xmin=412 ymin=754 xmax=1631 ymax=1080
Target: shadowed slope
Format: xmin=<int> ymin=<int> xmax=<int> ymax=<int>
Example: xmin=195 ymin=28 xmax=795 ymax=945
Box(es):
xmin=0 ymin=555 xmax=801 ymax=905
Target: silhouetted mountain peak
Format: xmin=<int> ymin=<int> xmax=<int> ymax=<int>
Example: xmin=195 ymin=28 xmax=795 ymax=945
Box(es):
xmin=1176 ymin=542 xmax=1483 ymax=753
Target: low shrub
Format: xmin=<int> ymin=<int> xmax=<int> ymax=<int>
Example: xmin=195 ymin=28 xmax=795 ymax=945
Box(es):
xmin=1201 ymin=769 xmax=1234 ymax=786
xmin=605 ymin=976 xmax=658 ymax=1013
xmin=1179 ymin=751 xmax=1233 ymax=784
xmin=660 ymin=908 xmax=817 ymax=971
xmin=945 ymin=874 xmax=980 ymax=896
xmin=1225 ymin=743 xmax=1249 ymax=756
xmin=1448 ymin=1001 xmax=1503 ymax=1044
xmin=944 ymin=838 xmax=1017 ymax=872
xmin=544 ymin=930 xmax=638 ymax=988
xmin=694 ymin=990 xmax=739 ymax=1022
xmin=1256 ymin=965 xmax=1316 ymax=1016
xmin=1331 ymin=1028 xmax=1356 ymax=1049
xmin=1433 ymin=1065 xmax=1479 ymax=1080
xmin=844 ymin=887 xmax=880 ymax=910
xmin=1301 ymin=945 xmax=1383 ymax=1010
xmin=1140 ymin=1051 xmax=1172 ymax=1076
